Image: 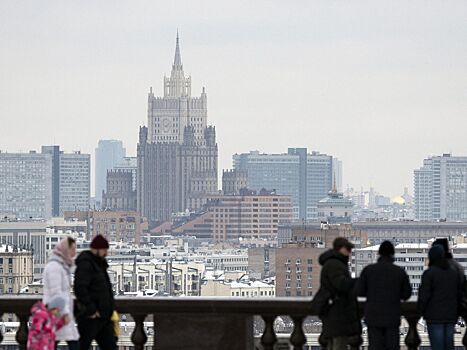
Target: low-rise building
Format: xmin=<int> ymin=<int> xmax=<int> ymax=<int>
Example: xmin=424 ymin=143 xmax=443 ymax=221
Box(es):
xmin=201 ymin=272 xmax=275 ymax=298
xmin=0 ymin=244 xmax=34 ymax=295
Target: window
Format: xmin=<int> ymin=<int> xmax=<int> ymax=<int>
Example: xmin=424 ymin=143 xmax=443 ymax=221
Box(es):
xmin=307 ymin=266 xmax=313 ymax=272
xmin=307 ymin=259 xmax=312 ymax=265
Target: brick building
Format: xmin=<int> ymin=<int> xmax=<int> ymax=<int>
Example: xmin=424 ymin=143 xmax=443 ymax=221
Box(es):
xmin=206 ymin=190 xmax=292 ymax=242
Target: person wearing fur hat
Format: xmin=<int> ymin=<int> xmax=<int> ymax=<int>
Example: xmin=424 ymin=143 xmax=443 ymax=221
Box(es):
xmin=418 ymin=245 xmax=463 ymax=350
xmin=357 ymin=241 xmax=412 ymax=350
xmin=74 ymin=235 xmax=116 ymax=350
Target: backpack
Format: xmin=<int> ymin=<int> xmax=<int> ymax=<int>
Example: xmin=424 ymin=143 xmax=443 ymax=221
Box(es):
xmin=311 ymin=286 xmax=335 ymax=317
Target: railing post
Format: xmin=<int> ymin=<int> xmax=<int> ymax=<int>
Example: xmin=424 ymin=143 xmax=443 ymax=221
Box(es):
xmin=404 ymin=314 xmax=421 ymax=350
xmin=290 ymin=315 xmax=306 ymax=350
xmin=130 ymin=312 xmax=148 ymax=350
xmin=318 ymin=333 xmax=328 ymax=350
xmin=462 ymin=317 xmax=467 ymax=349
xmin=260 ymin=315 xmax=277 ymax=350
xmin=15 ymin=312 xmax=29 ymax=350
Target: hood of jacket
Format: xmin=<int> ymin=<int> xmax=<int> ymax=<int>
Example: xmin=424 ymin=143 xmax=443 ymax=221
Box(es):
xmin=31 ymin=301 xmax=47 ymax=315
xmin=319 ymin=249 xmax=349 ymax=266
xmin=76 ymin=250 xmax=108 ymax=269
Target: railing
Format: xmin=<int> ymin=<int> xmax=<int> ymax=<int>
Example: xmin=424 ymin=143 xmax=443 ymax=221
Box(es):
xmin=0 ymin=296 xmax=466 ymax=349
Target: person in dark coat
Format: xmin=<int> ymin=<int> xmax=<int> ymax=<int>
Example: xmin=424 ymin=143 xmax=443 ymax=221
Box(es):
xmin=74 ymin=235 xmax=117 ymax=350
xmin=418 ymin=245 xmax=462 ymax=350
xmin=357 ymin=241 xmax=412 ymax=350
xmin=319 ymin=237 xmax=361 ymax=350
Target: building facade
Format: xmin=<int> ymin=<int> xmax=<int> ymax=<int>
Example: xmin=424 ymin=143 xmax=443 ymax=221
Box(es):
xmin=137 ymin=35 xmax=218 ymax=223
xmin=102 ymin=170 xmax=137 ymax=211
xmin=0 ymin=244 xmax=34 ymax=295
xmin=0 ymin=151 xmax=52 ymax=219
xmin=94 ymin=140 xmax=126 ymax=203
xmin=233 ymin=148 xmax=341 ymax=222
xmin=41 ymin=146 xmax=90 ymax=216
xmin=58 ymin=151 xmax=90 ymax=215
xmin=206 ymin=190 xmax=293 ymax=242
xmin=415 ymin=154 xmax=467 ymax=221
xmin=275 ymin=243 xmax=322 ymax=297
xmin=90 ymin=210 xmax=148 ymax=245
xmin=222 ymin=169 xmax=248 ymax=195
xmin=317 ymin=188 xmax=353 ymax=224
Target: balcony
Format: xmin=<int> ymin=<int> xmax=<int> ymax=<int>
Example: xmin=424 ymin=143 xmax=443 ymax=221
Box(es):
xmin=0 ymin=296 xmax=466 ymax=349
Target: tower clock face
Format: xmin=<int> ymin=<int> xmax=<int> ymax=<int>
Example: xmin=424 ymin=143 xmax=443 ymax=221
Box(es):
xmin=162 ymin=118 xmax=171 ymax=133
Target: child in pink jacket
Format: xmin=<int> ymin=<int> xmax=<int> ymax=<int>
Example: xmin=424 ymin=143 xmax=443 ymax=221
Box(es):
xmin=27 ymin=295 xmax=69 ymax=350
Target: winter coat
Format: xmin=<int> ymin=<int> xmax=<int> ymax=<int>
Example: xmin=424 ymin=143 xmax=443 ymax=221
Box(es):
xmin=418 ymin=260 xmax=462 ymax=324
xmin=357 ymin=256 xmax=412 ymax=327
xmin=319 ymin=249 xmax=361 ymax=338
xmin=27 ymin=301 xmax=65 ymax=350
xmin=43 ymin=253 xmax=79 ymax=341
xmin=74 ymin=250 xmax=115 ymax=320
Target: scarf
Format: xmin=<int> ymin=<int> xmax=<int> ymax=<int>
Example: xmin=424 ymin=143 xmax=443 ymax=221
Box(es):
xmin=53 ymin=238 xmax=74 ymax=267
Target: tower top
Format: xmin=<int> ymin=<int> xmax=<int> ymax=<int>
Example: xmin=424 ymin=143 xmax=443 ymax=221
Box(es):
xmin=173 ymin=31 xmax=182 ymax=68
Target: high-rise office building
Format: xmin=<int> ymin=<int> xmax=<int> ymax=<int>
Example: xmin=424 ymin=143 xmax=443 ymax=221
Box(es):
xmin=0 ymin=151 xmax=53 ymax=219
xmin=95 ymin=140 xmax=126 ymax=203
xmin=42 ymin=146 xmax=90 ymax=216
xmin=414 ymin=153 xmax=467 ymax=221
xmin=137 ymin=34 xmax=218 ymax=223
xmin=233 ymin=148 xmax=341 ymax=222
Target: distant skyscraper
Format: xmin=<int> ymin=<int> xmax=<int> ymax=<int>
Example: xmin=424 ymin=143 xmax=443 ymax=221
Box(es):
xmin=233 ymin=148 xmax=341 ymax=222
xmin=414 ymin=153 xmax=467 ymax=221
xmin=42 ymin=146 xmax=90 ymax=216
xmin=59 ymin=151 xmax=90 ymax=214
xmin=137 ymin=34 xmax=218 ymax=223
xmin=0 ymin=151 xmax=53 ymax=219
xmin=95 ymin=140 xmax=126 ymax=202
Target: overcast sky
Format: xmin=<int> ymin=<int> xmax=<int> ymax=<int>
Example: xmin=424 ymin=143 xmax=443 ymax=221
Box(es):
xmin=1 ymin=0 xmax=466 ymax=197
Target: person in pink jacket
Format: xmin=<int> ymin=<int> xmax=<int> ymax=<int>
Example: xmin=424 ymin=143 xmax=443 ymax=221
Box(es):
xmin=27 ymin=295 xmax=69 ymax=350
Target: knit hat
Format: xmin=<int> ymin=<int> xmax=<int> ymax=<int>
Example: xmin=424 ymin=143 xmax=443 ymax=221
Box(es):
xmin=433 ymin=238 xmax=449 ymax=254
xmin=428 ymin=244 xmax=445 ymax=262
xmin=90 ymin=235 xmax=109 ymax=249
xmin=333 ymin=237 xmax=354 ymax=251
xmin=47 ymin=295 xmax=66 ymax=312
xmin=378 ymin=241 xmax=395 ymax=257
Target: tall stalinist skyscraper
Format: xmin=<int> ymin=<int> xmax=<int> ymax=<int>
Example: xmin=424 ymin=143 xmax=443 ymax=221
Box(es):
xmin=147 ymin=33 xmax=208 ymax=145
xmin=138 ymin=34 xmax=218 ymax=223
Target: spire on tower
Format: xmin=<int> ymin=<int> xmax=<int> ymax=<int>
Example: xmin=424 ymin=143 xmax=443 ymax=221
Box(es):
xmin=173 ymin=31 xmax=182 ymax=68
xmin=332 ymin=174 xmax=337 ymax=193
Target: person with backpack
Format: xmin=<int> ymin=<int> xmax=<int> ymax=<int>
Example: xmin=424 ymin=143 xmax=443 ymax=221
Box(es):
xmin=27 ymin=295 xmax=69 ymax=350
xmin=418 ymin=244 xmax=463 ymax=350
xmin=318 ymin=237 xmax=361 ymax=350
xmin=43 ymin=237 xmax=80 ymax=350
xmin=74 ymin=235 xmax=117 ymax=350
xmin=357 ymin=241 xmax=412 ymax=350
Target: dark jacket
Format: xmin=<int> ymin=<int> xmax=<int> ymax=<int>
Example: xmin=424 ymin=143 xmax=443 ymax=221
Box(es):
xmin=418 ymin=259 xmax=462 ymax=324
xmin=74 ymin=251 xmax=115 ymax=320
xmin=357 ymin=256 xmax=412 ymax=327
xmin=319 ymin=249 xmax=360 ymax=337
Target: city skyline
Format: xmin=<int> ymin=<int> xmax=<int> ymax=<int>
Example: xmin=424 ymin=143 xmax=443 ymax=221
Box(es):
xmin=1 ymin=1 xmax=467 ymax=197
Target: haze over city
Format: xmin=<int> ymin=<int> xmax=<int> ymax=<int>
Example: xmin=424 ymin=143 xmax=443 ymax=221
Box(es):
xmin=1 ymin=0 xmax=467 ymax=197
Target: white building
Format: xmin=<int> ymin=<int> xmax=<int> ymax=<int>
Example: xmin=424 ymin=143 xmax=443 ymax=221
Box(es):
xmin=0 ymin=151 xmax=53 ymax=219
xmin=59 ymin=151 xmax=90 ymax=215
xmin=201 ymin=271 xmax=275 ymax=297
xmin=415 ymin=154 xmax=467 ymax=221
xmin=107 ymin=259 xmax=205 ymax=296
